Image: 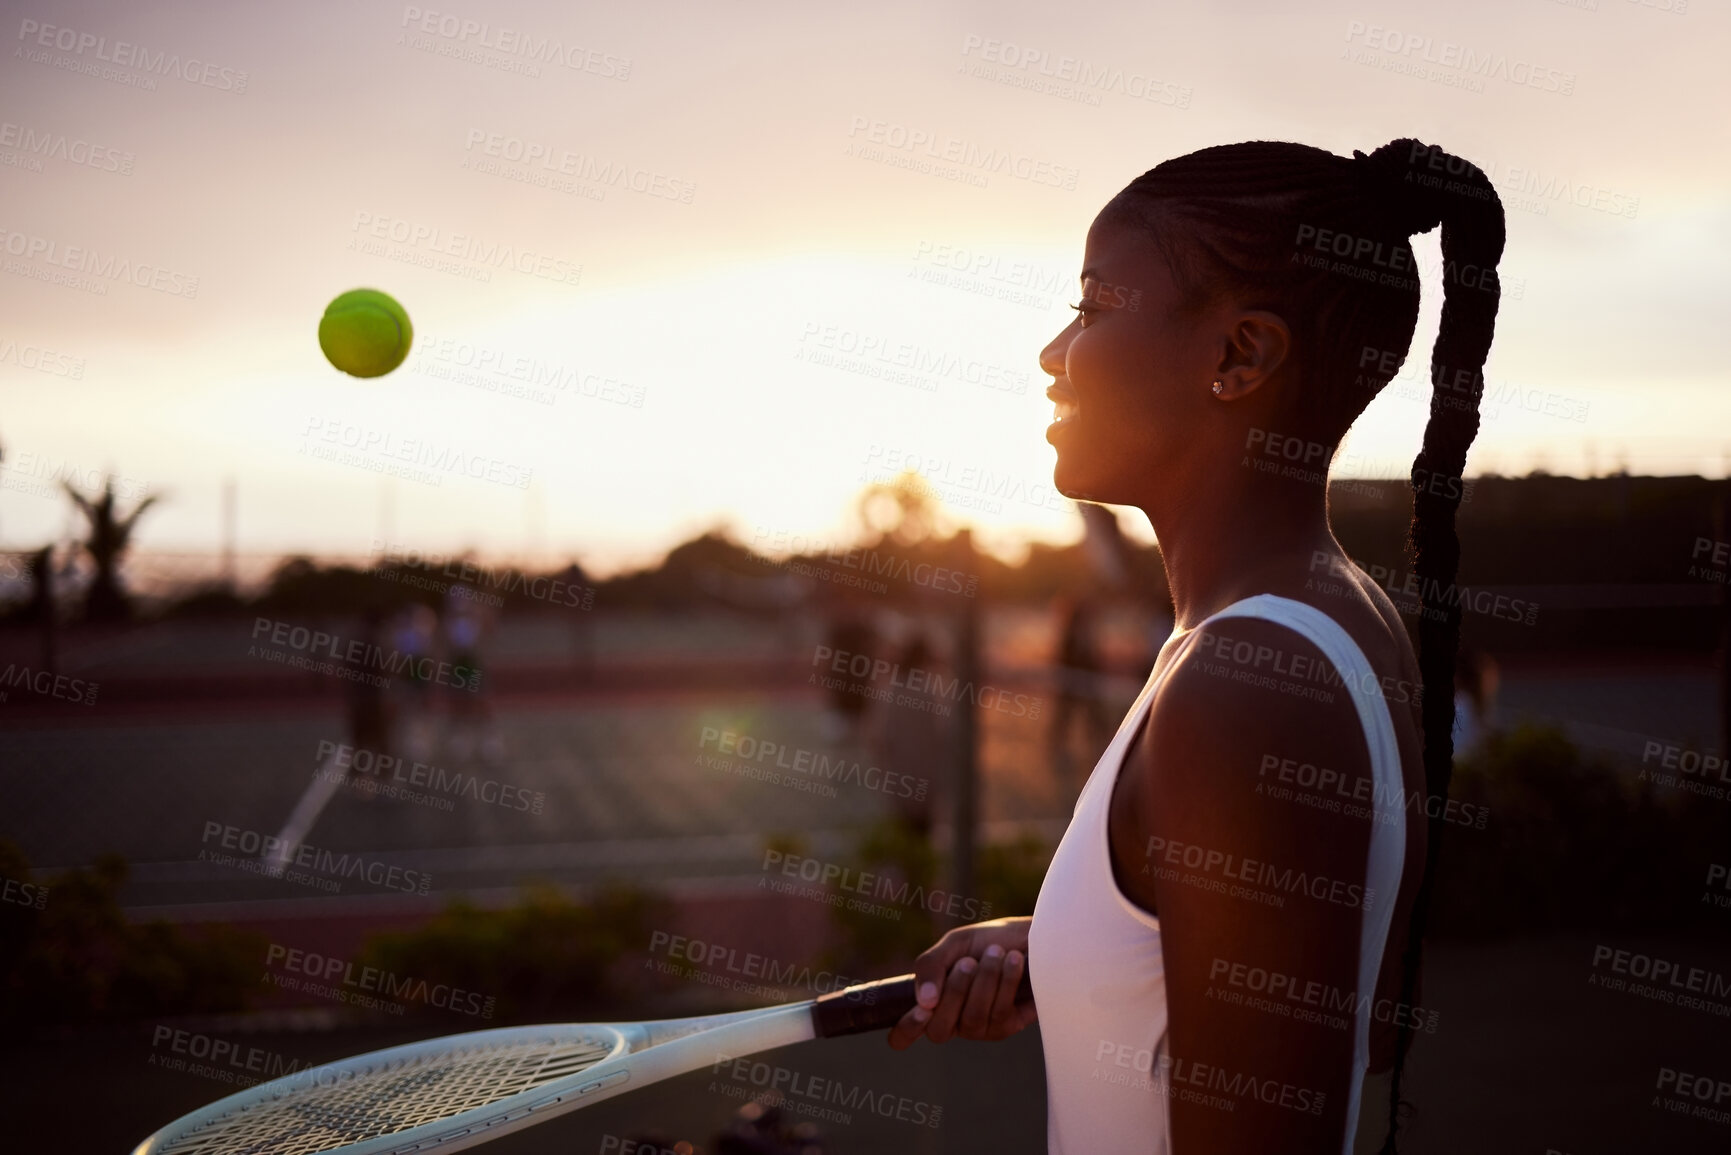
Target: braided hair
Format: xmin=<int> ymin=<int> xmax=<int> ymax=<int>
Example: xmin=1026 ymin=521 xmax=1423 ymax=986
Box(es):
xmin=1103 ymin=140 xmax=1506 ymax=1149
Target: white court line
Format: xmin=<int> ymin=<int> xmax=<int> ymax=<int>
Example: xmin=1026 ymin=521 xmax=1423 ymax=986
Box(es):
xmin=261 ymin=751 xmax=348 ymax=875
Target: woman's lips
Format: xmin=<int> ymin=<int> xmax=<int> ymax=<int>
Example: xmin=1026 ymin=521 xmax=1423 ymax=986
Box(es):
xmin=1047 ymin=384 xmax=1078 ymax=431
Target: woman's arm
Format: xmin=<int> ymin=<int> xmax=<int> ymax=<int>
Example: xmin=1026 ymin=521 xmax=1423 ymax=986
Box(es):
xmin=886 ymin=916 xmax=1037 ymax=1050
xmin=1133 ymin=617 xmax=1377 ymax=1154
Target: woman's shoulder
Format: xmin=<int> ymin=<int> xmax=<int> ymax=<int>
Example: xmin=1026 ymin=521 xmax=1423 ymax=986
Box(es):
xmin=1126 ymin=546 xmax=1426 ymax=757
xmin=1209 ymin=567 xmax=1424 ymax=715
xmin=1116 ymin=609 xmax=1381 ymax=905
xmin=1138 ymin=609 xmax=1372 ymax=783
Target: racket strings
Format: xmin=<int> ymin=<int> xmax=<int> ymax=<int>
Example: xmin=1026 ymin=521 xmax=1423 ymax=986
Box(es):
xmin=154 ymin=1034 xmax=617 ymax=1155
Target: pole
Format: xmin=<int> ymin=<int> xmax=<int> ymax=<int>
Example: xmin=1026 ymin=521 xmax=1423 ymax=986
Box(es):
xmin=950 ymin=528 xmax=979 ymax=918
xmin=1716 ymin=483 xmax=1731 ymax=756
xmin=379 ymin=478 xmax=395 ymax=549
xmin=31 ymin=545 xmax=56 ymax=675
xmin=221 ymin=476 xmax=237 ymax=592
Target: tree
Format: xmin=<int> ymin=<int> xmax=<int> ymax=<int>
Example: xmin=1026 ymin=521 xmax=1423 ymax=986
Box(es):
xmin=854 ymin=469 xmax=948 ymax=548
xmin=63 ymin=475 xmax=159 ymax=622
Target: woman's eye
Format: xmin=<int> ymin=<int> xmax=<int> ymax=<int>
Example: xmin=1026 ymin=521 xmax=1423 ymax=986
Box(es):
xmin=1069 ymin=301 xmax=1094 ymax=325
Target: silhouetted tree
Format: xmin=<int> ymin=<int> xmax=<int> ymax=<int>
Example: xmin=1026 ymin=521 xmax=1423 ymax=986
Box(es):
xmin=64 ymin=476 xmax=159 ymax=622
xmin=855 ymin=469 xmax=947 ymax=548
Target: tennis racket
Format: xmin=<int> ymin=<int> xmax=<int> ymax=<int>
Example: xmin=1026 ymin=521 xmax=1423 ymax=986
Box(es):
xmin=131 ymin=968 xmax=1034 ymax=1155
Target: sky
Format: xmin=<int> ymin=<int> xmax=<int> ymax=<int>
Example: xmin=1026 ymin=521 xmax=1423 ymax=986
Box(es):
xmin=1 ymin=0 xmax=1726 ymax=576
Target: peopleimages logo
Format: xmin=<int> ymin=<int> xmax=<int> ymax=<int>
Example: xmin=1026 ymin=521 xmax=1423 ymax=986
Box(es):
xmin=1144 ymin=835 xmax=1372 ymax=911
xmin=1093 ymin=1041 xmax=1327 ymax=1116
xmin=0 ymin=332 xmax=86 ymax=377
xmin=463 ymin=130 xmax=693 ymax=203
xmin=399 ymin=8 xmax=632 ymax=79
xmin=0 ymin=661 xmax=99 ymax=705
xmin=1653 ymin=1065 xmax=1731 ymax=1127
xmin=369 ymin=540 xmax=596 ymax=610
xmin=200 ymin=821 xmax=432 ymax=896
xmin=698 ymin=726 xmax=930 ymax=801
xmin=761 ymin=849 xmax=993 ymax=922
xmin=1 ymin=873 xmax=48 ymax=910
xmin=797 ymin=321 xmax=1031 ymax=396
xmin=1190 ymin=627 xmax=1421 ymax=708
xmin=250 ymin=616 xmax=480 ymax=691
xmin=1589 ymin=944 xmax=1731 ymax=1017
xmin=861 ymin=444 xmax=1070 ymax=515
xmin=811 ymin=645 xmax=1042 ymax=719
xmin=0 ymin=119 xmax=133 ymax=174
xmin=1206 ymin=956 xmax=1440 ymax=1034
xmin=957 ymin=35 xmax=1192 ymax=109
xmin=1256 ymin=753 xmax=1489 ymax=831
xmin=300 ymin=416 xmax=534 ymax=490
xmin=264 ymin=943 xmax=495 ymax=1018
xmin=846 ymin=115 xmax=1079 ymax=190
xmin=708 ymin=1052 xmax=944 ymax=1128
xmin=348 ymin=211 xmax=584 ymax=287
xmin=1638 ymin=739 xmax=1729 ymax=802
xmin=647 ymin=931 xmax=866 ymax=998
xmin=1342 ymin=21 xmax=1576 ymax=95
xmin=0 ymin=450 xmax=148 ymax=502
xmin=15 ymin=18 xmax=250 ymax=92
xmin=0 ymin=226 xmax=200 ymax=298
xmin=751 ymin=527 xmax=978 ymax=598
xmin=1307 ymin=552 xmax=1538 ymax=628
xmin=149 ymin=1026 xmax=333 ymax=1090
xmin=315 ymin=740 xmax=546 ymax=814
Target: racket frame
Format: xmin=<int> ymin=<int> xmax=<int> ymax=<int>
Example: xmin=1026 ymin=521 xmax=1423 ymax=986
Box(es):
xmin=129 ymin=1002 xmax=818 ymax=1155
xmin=131 ymin=970 xmax=1026 ymax=1155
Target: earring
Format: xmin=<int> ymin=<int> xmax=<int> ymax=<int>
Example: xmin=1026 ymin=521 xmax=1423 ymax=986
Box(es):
xmin=1211 ymin=380 xmax=1224 ymax=396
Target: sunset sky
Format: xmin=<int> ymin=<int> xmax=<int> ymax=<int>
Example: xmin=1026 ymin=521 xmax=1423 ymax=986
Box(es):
xmin=1 ymin=0 xmax=1725 ymax=575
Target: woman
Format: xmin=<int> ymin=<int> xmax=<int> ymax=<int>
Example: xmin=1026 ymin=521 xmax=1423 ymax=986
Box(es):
xmin=886 ymin=139 xmax=1505 ymax=1155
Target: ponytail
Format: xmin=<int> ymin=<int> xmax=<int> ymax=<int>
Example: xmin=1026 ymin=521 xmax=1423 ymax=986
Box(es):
xmin=1355 ymin=140 xmax=1506 ymax=1153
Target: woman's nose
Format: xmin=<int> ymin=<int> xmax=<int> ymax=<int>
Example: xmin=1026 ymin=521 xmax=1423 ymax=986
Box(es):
xmin=1039 ymin=323 xmax=1075 ymax=379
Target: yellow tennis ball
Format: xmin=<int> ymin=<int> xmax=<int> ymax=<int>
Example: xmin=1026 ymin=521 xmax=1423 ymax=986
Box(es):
xmin=318 ymin=288 xmax=413 ymax=378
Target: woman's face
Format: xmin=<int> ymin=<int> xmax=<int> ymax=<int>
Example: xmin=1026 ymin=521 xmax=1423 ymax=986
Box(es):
xmin=1041 ymin=212 xmax=1233 ymax=507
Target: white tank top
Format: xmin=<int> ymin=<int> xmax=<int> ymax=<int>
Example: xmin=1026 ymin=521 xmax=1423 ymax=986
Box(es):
xmin=1028 ymin=594 xmax=1407 ymax=1154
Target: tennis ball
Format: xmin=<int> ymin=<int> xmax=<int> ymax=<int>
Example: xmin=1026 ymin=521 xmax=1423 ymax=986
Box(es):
xmin=318 ymin=288 xmax=413 ymax=377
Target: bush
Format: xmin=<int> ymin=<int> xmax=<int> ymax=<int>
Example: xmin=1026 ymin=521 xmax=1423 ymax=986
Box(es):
xmin=821 ymin=818 xmax=943 ymax=972
xmin=821 ymin=821 xmax=1053 ymax=975
xmin=976 ymin=832 xmax=1052 ymax=919
xmin=356 ymin=882 xmax=667 ymax=1021
xmin=1431 ymin=725 xmax=1727 ymax=937
xmin=0 ymin=844 xmax=265 ymax=1030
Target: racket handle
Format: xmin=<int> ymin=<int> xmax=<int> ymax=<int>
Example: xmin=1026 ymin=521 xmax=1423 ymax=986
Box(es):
xmin=811 ymin=964 xmax=1034 ymax=1038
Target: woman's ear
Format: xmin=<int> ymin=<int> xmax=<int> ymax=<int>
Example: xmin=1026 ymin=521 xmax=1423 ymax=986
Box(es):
xmin=1210 ymin=310 xmax=1291 ymax=400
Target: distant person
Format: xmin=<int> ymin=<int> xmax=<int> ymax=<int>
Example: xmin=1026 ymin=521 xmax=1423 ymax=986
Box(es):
xmin=342 ymin=605 xmax=395 ymax=801
xmin=819 ymin=613 xmax=876 ymax=741
xmin=865 ymin=633 xmax=948 ymax=838
xmin=559 ymin=561 xmax=596 ymax=676
xmin=390 ymin=602 xmax=440 ymax=761
xmin=26 ymin=544 xmax=56 ymax=673
xmin=443 ymin=584 xmax=501 ymax=763
xmin=1046 ymin=593 xmax=1111 ymax=795
xmin=1452 ymin=647 xmax=1499 ymax=757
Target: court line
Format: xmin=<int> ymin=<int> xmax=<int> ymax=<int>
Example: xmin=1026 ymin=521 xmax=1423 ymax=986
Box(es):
xmin=261 ymin=748 xmax=349 ymax=875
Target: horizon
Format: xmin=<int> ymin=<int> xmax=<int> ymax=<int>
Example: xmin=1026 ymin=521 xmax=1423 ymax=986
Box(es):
xmin=6 ymin=467 xmax=1717 ymax=588
xmin=3 ymin=0 xmax=1727 ymax=574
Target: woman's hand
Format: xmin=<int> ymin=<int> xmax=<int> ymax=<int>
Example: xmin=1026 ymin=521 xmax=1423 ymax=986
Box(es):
xmin=886 ymin=917 xmax=1037 ymax=1050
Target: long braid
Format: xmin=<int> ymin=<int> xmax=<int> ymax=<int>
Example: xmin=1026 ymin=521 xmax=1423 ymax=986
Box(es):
xmin=1105 ymin=138 xmax=1506 ymax=1152
xmin=1361 ymin=141 xmax=1506 ymax=1153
